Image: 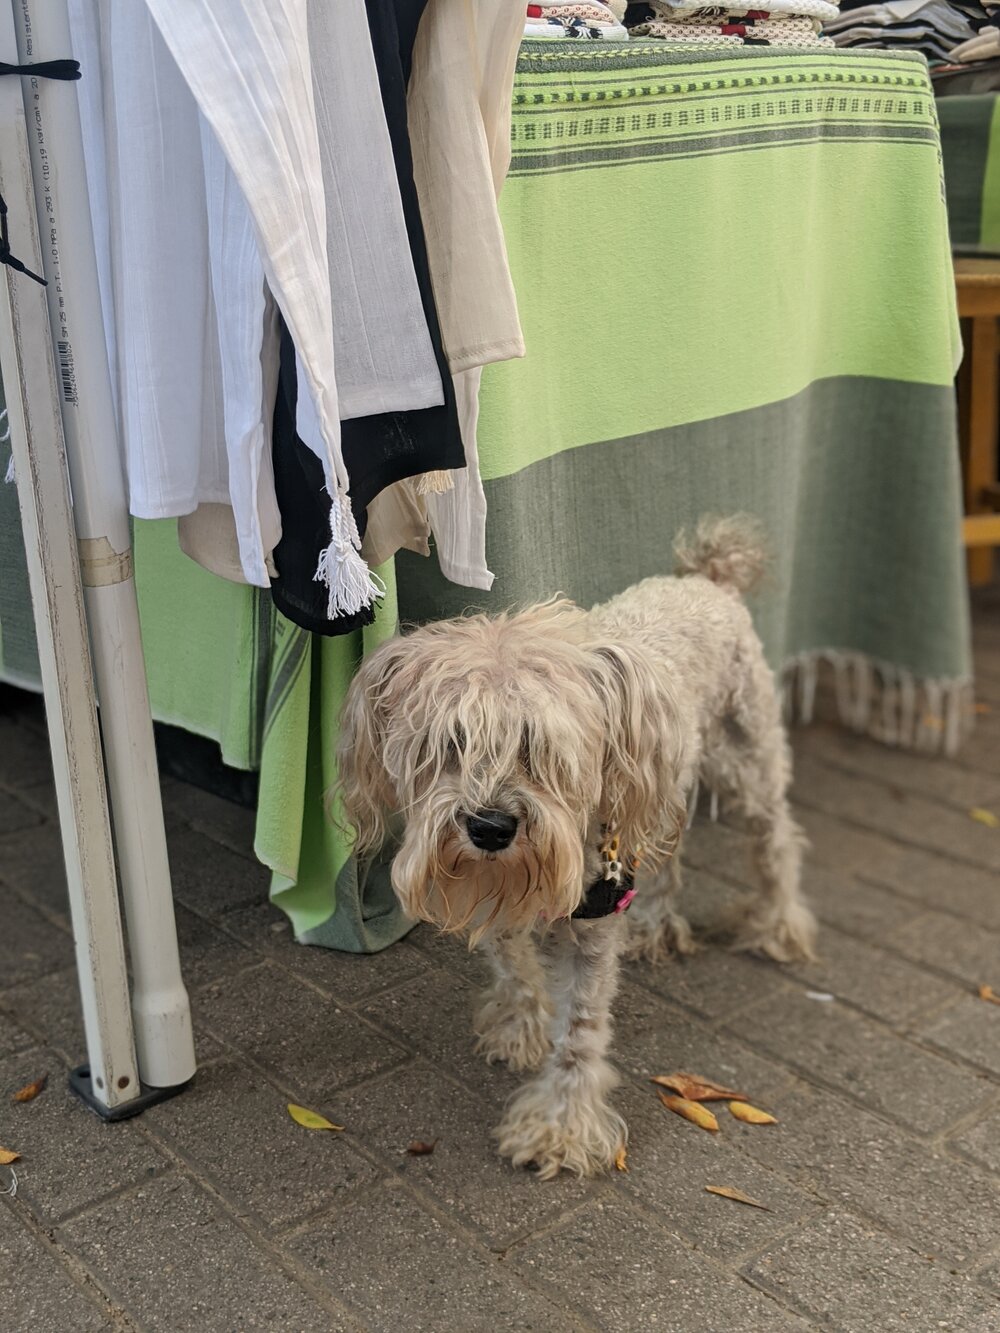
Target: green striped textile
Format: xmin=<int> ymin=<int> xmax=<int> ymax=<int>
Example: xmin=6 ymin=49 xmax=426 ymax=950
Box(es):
xmin=0 ymin=44 xmax=969 ymax=950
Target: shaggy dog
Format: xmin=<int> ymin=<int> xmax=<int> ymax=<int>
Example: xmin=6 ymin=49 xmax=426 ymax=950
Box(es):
xmin=337 ymin=516 xmax=815 ymax=1179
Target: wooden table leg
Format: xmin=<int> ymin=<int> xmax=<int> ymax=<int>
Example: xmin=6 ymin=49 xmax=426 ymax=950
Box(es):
xmin=967 ymin=313 xmax=998 ymax=587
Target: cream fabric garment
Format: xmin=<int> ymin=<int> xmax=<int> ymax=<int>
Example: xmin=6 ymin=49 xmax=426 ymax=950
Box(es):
xmin=367 ymin=0 xmax=526 ymax=590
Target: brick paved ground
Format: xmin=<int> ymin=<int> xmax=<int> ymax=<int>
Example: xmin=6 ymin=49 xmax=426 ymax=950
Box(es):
xmin=1 ymin=586 xmax=999 ymax=1332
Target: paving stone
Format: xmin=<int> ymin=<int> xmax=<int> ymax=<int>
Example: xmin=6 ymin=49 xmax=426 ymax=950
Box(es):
xmin=744 ymin=1209 xmax=1000 ymax=1332
xmin=613 ymin=1080 xmax=822 ymax=1261
xmin=614 ymin=981 xmax=798 ymax=1100
xmin=0 ymin=1004 xmax=35 ymax=1056
xmin=793 ymin=752 xmax=1000 ymax=874
xmin=795 ymin=723 xmax=1000 ymax=814
xmin=0 ymin=882 xmax=74 ymax=987
xmin=145 ymin=1059 xmax=378 ymax=1232
xmin=172 ymin=901 xmax=256 ymax=990
xmin=166 ymin=824 xmax=271 ymax=917
xmin=0 ymin=1049 xmax=165 ymax=1224
xmin=728 ymin=1082 xmax=1000 ymax=1267
xmin=918 ymin=997 xmax=1000 ymax=1079
xmin=334 ymin=1061 xmax=601 ymax=1249
xmin=973 ymin=1258 xmax=1000 ymax=1299
xmin=0 ymin=715 xmax=53 ymax=788
xmin=359 ymin=965 xmax=521 ymax=1101
xmin=807 ymin=865 xmax=923 ymax=941
xmin=0 ymin=1209 xmax=112 ymax=1331
xmin=863 ymin=843 xmax=1000 ymax=933
xmin=510 ymin=1194 xmax=805 ymax=1332
xmin=795 ymin=805 xmax=908 ymax=883
xmin=223 ymin=901 xmax=429 ymax=1002
xmin=783 ymin=926 xmax=958 ymax=1027
xmin=197 ymin=962 xmax=408 ymax=1098
xmin=949 ymin=1099 xmax=1000 ymax=1174
xmin=62 ymin=1174 xmax=344 ymax=1331
xmin=725 ymin=988 xmax=988 ymax=1134
xmin=672 ymin=863 xmax=748 ymax=935
xmin=0 ymin=787 xmax=45 ymax=839
xmin=889 ymin=911 xmax=1000 ymax=989
xmin=626 ymin=945 xmax=788 ymax=1023
xmin=407 ymin=922 xmax=493 ymax=987
xmin=159 ymin=774 xmax=258 ymax=858
xmin=289 ymin=1176 xmax=579 ymax=1332
xmin=682 ymin=818 xmax=757 ymax=887
xmin=0 ymin=823 xmax=70 ymax=923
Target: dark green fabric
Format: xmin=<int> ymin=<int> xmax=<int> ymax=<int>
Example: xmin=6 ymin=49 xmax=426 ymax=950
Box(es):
xmin=938 ymin=96 xmax=995 ymax=252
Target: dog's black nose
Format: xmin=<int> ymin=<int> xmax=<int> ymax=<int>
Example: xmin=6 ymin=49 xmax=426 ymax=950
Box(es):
xmin=465 ymin=810 xmax=518 ymax=852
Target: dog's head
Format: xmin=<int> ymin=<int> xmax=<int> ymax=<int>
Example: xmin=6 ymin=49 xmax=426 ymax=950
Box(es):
xmin=335 ymin=600 xmax=684 ymax=940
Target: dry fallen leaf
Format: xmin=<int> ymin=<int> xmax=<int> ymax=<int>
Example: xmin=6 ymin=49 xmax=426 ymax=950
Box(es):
xmin=729 ymin=1101 xmax=778 ymax=1125
xmin=705 ymin=1185 xmax=770 ymax=1211
xmin=970 ymin=808 xmax=999 ymax=829
xmin=0 ymin=1147 xmax=19 ymax=1165
xmin=658 ymin=1092 xmax=719 ymax=1132
xmin=614 ymin=1144 xmax=628 ymax=1172
xmin=977 ymin=984 xmax=1000 ymax=1007
xmin=973 ymin=702 xmax=992 ymax=715
xmin=406 ymin=1139 xmax=438 ymax=1156
xmin=12 ymin=1075 xmax=47 ymax=1103
xmin=650 ymin=1072 xmax=749 ymax=1102
xmin=287 ymin=1103 xmax=344 ymax=1132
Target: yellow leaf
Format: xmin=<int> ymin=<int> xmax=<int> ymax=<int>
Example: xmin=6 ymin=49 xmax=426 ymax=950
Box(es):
xmin=649 ymin=1071 xmax=749 ymax=1102
xmin=0 ymin=1147 xmax=19 ymax=1165
xmin=728 ymin=1101 xmax=778 ymax=1125
xmin=977 ymin=984 xmax=1000 ymax=1007
xmin=614 ymin=1145 xmax=628 ymax=1172
xmin=970 ymin=808 xmax=999 ymax=828
xmin=658 ymin=1092 xmax=719 ymax=1132
xmin=12 ymin=1075 xmax=47 ymax=1103
xmin=705 ymin=1185 xmax=769 ymax=1211
xmin=287 ymin=1103 xmax=343 ymax=1132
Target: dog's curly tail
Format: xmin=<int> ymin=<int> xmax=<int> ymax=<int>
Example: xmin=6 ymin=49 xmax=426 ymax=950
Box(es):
xmin=673 ymin=514 xmax=768 ymax=595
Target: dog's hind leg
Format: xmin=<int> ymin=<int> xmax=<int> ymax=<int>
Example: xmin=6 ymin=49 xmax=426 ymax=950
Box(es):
xmin=474 ymin=931 xmax=551 ymax=1072
xmin=495 ymin=916 xmax=627 ymax=1179
xmin=704 ymin=649 xmax=816 ymax=962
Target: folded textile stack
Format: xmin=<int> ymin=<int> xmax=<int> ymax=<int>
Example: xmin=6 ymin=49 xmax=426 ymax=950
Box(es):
xmin=824 ymin=0 xmax=995 ymax=62
xmin=524 ymin=1 xmax=630 ymax=39
xmin=628 ymin=0 xmax=837 ymax=48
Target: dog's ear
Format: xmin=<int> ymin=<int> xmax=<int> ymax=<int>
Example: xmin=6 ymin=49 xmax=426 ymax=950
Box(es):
xmin=587 ymin=641 xmax=686 ymax=863
xmin=333 ymin=637 xmax=411 ymax=854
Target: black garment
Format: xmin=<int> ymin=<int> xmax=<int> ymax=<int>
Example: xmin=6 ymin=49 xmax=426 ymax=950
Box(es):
xmin=269 ymin=0 xmax=466 ymax=635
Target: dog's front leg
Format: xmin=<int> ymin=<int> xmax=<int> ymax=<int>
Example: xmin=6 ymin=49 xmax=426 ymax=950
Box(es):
xmin=495 ymin=916 xmax=627 ymax=1179
xmin=474 ymin=932 xmax=551 ymax=1072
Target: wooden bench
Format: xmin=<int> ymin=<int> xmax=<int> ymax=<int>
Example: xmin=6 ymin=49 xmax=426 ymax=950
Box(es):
xmin=956 ymin=257 xmax=1000 ymax=585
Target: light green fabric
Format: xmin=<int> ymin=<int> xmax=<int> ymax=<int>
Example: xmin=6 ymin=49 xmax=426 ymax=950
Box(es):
xmin=0 ymin=44 xmax=969 ymax=950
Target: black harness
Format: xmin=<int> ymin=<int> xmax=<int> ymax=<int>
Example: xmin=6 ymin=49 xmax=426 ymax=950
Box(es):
xmin=571 ymin=833 xmax=639 ymax=919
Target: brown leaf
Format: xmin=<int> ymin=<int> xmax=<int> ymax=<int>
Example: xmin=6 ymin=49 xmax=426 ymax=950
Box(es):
xmin=614 ymin=1144 xmax=628 ymax=1172
xmin=977 ymin=984 xmax=1000 ymax=1007
xmin=705 ymin=1185 xmax=770 ymax=1211
xmin=658 ymin=1092 xmax=719 ymax=1132
xmin=650 ymin=1072 xmax=749 ymax=1102
xmin=973 ymin=702 xmax=992 ymax=716
xmin=406 ymin=1139 xmax=438 ymax=1156
xmin=12 ymin=1074 xmax=47 ymax=1103
xmin=728 ymin=1101 xmax=778 ymax=1125
xmin=0 ymin=1147 xmax=19 ymax=1165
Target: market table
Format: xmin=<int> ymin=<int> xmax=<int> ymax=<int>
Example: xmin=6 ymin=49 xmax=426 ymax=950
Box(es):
xmin=0 ymin=42 xmax=969 ymax=953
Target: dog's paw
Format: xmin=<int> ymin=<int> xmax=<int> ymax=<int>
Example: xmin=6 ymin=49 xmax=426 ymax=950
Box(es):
xmin=474 ymin=998 xmax=551 ymax=1073
xmin=623 ymin=909 xmax=698 ymax=963
xmin=495 ymin=1080 xmax=627 ymax=1180
xmin=723 ymin=898 xmax=818 ymax=963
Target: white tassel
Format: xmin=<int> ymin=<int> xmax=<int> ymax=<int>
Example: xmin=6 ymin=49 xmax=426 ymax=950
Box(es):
xmin=412 ymin=469 xmax=454 ymax=497
xmin=709 ymin=789 xmax=719 ymax=823
xmin=799 ymin=654 xmax=817 ymax=725
xmin=686 ymin=777 xmax=700 ymax=830
xmin=4 ymin=452 xmax=14 ymax=485
xmin=313 ymin=492 xmax=385 ymax=620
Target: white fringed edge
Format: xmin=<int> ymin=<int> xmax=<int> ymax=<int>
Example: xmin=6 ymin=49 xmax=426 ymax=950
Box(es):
xmin=782 ymin=650 xmax=974 ymax=757
xmin=1 ymin=408 xmax=11 ymax=484
xmin=412 ymin=469 xmax=454 ymax=497
xmin=314 ymin=491 xmax=386 ymax=620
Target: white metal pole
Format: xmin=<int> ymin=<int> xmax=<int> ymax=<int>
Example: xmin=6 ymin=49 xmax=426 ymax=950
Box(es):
xmin=11 ymin=0 xmax=195 ymax=1091
xmin=0 ymin=5 xmax=139 ymax=1111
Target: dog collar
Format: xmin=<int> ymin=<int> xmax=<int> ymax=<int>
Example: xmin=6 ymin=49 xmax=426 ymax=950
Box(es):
xmin=572 ymin=833 xmax=639 ymax=920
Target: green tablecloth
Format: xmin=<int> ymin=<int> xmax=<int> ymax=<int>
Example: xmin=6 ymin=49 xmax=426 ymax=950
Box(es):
xmin=938 ymin=94 xmax=1000 ymax=254
xmin=0 ymin=43 xmax=969 ymax=951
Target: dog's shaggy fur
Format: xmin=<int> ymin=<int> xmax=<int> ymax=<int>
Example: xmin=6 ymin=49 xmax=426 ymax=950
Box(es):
xmin=337 ymin=516 xmax=816 ymax=1179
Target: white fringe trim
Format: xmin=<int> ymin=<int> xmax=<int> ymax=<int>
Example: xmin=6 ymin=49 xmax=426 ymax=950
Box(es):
xmin=782 ymin=650 xmax=974 ymax=757
xmin=1 ymin=408 xmax=11 ymax=485
xmin=412 ymin=469 xmax=454 ymax=497
xmin=313 ymin=492 xmax=385 ymax=620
